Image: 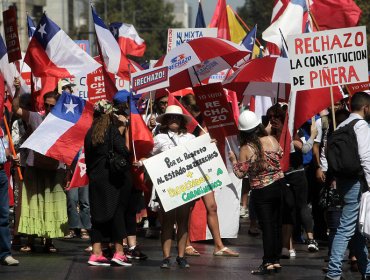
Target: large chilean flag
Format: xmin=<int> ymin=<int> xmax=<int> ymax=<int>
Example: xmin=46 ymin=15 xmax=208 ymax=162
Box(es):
xmin=24 ymin=13 xmax=100 ymax=78
xmin=21 ymin=92 xmax=94 ymax=165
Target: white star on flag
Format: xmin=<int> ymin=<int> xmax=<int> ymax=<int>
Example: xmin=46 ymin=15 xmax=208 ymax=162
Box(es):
xmin=112 ymin=27 xmax=118 ymax=37
xmin=64 ymin=99 xmax=78 ymax=114
xmin=38 ymin=23 xmax=47 ymax=38
xmin=250 ymin=38 xmax=254 ymax=46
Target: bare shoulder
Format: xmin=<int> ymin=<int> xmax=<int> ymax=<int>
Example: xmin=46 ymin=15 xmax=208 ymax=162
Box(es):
xmin=260 ymin=136 xmax=279 ymax=150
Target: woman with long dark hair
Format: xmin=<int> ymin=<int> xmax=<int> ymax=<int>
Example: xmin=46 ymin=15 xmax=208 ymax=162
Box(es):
xmin=84 ymin=100 xmax=132 ymax=266
xmin=229 ymin=110 xmax=284 ymax=275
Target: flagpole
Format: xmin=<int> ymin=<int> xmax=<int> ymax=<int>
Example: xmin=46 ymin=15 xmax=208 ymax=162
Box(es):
xmin=128 ymin=63 xmax=138 ymax=161
xmin=3 ymin=117 xmax=23 ymax=181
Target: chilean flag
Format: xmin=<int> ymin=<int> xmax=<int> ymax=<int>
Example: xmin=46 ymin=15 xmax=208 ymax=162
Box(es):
xmin=27 ymin=15 xmax=36 ymax=40
xmin=21 ymin=92 xmax=94 ymax=165
xmin=0 ymin=35 xmax=29 ymax=97
xmin=24 ymin=13 xmax=100 ymax=78
xmin=92 ymin=7 xmax=135 ymax=79
xmin=67 ymin=148 xmax=89 ymax=190
xmin=109 ymin=22 xmax=146 ymax=57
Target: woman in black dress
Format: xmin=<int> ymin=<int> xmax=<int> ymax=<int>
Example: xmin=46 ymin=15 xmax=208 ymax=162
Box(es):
xmin=84 ymin=100 xmax=132 ymax=266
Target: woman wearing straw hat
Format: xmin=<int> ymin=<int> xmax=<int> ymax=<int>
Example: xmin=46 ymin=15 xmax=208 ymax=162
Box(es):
xmin=138 ymin=105 xmax=194 ymax=269
xmin=229 ymin=110 xmax=284 ymax=275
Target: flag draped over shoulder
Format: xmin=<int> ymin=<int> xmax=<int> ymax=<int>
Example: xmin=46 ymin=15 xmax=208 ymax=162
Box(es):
xmin=226 ymin=5 xmax=246 ymax=44
xmin=310 ymin=0 xmax=362 ymax=31
xmin=24 ymin=13 xmax=100 ymax=78
xmin=91 ymin=7 xmax=134 ymax=79
xmin=195 ymin=1 xmax=206 ymax=28
xmin=21 ymin=92 xmax=94 ymax=165
xmin=109 ymin=22 xmax=146 ymax=57
xmin=0 ymin=35 xmax=29 ymax=97
xmin=209 ymin=0 xmax=230 ymax=40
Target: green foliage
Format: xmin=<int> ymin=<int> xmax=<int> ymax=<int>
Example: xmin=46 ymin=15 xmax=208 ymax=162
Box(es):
xmin=237 ymin=0 xmax=274 ymax=45
xmin=93 ymin=0 xmax=182 ymax=64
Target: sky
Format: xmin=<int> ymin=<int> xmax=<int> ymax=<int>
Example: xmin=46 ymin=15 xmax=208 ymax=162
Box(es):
xmin=186 ymin=0 xmax=244 ymax=27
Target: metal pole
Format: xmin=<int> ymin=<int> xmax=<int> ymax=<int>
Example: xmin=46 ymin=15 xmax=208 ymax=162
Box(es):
xmin=88 ymin=0 xmax=95 ymax=56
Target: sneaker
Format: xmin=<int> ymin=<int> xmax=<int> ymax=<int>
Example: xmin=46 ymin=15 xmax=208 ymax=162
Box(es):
xmin=127 ymin=246 xmax=148 ymax=260
xmin=289 ymin=249 xmax=296 ymax=258
xmin=307 ymin=239 xmax=319 ymax=252
xmin=176 ymin=256 xmax=190 ymax=268
xmin=160 ymin=257 xmax=171 ymax=269
xmin=143 ymin=220 xmax=149 ymax=229
xmin=240 ymin=207 xmax=249 ymax=218
xmin=281 ymin=248 xmax=296 ymax=259
xmin=111 ymin=253 xmax=132 ymax=266
xmin=1 ymin=256 xmax=19 ymax=266
xmin=87 ymin=254 xmax=110 ymax=266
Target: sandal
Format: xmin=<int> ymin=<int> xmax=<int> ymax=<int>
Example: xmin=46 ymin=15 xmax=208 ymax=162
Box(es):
xmin=64 ymin=230 xmax=76 ymax=239
xmin=213 ymin=247 xmax=239 ymax=257
xmin=185 ymin=246 xmax=201 ymax=256
xmin=251 ymin=263 xmax=275 ymax=275
xmin=80 ymin=230 xmax=90 ymax=240
xmin=20 ymin=245 xmax=34 ymax=253
xmin=44 ymin=244 xmax=57 ymax=253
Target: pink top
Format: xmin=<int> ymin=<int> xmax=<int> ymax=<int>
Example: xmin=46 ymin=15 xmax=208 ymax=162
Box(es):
xmin=233 ymin=149 xmax=284 ymax=189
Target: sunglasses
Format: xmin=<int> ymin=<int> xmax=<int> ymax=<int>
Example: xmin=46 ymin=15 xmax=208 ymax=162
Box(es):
xmin=167 ymin=115 xmax=182 ymax=121
xmin=44 ymin=103 xmax=55 ymax=109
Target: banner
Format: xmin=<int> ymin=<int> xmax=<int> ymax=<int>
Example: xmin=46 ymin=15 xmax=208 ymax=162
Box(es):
xmin=86 ymin=66 xmax=107 ymax=102
xmin=287 ymin=26 xmax=368 ymax=91
xmin=194 ymin=83 xmax=238 ymax=139
xmin=167 ymin=28 xmax=217 ymax=52
xmin=143 ymin=134 xmax=231 ymax=212
xmin=131 ymin=66 xmax=169 ymax=95
xmin=3 ymin=7 xmax=22 ymax=62
xmin=346 ymin=74 xmax=370 ymax=95
xmin=74 ymin=40 xmax=90 ymax=55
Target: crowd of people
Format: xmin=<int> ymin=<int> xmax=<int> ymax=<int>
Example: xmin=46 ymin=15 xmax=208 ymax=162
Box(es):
xmin=0 ymin=77 xmax=370 ymax=280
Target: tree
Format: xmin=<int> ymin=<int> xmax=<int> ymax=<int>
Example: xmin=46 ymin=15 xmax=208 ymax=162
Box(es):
xmin=93 ymin=0 xmax=182 ymax=64
xmin=237 ymin=0 xmax=274 ymax=45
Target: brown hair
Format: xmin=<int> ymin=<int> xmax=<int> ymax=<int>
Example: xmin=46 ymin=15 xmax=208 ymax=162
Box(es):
xmin=91 ymin=113 xmax=112 ymax=146
xmin=159 ymin=114 xmax=188 ymax=134
xmin=180 ymin=94 xmax=200 ymax=115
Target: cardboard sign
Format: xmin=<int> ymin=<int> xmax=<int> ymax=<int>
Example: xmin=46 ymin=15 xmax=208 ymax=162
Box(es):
xmin=131 ymin=66 xmax=169 ymax=95
xmin=3 ymin=7 xmax=22 ymax=62
xmin=287 ymin=26 xmax=368 ymax=91
xmin=86 ymin=67 xmax=107 ymax=102
xmin=194 ymin=83 xmax=238 ymax=139
xmin=167 ymin=28 xmax=218 ymax=52
xmin=143 ymin=134 xmax=231 ymax=212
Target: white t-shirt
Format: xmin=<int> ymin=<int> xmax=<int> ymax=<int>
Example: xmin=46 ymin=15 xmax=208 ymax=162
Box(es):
xmin=314 ymin=118 xmax=328 ymax=171
xmin=152 ymin=131 xmax=195 ymax=155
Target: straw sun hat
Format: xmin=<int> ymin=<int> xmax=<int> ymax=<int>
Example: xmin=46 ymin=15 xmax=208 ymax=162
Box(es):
xmin=156 ymin=105 xmax=192 ymax=124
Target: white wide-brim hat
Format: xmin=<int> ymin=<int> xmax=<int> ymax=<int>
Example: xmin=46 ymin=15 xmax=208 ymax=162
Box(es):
xmin=156 ymin=105 xmax=192 ymax=124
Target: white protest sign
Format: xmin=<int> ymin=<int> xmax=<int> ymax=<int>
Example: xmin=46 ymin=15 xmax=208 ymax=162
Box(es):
xmin=287 ymin=26 xmax=368 ymax=91
xmin=167 ymin=28 xmax=218 ymax=53
xmin=143 ymin=134 xmax=231 ymax=212
xmin=131 ymin=66 xmax=169 ymax=95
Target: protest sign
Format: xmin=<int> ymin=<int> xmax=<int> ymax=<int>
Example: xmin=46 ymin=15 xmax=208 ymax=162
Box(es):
xmin=346 ymin=74 xmax=370 ymax=95
xmin=3 ymin=7 xmax=21 ymax=62
xmin=131 ymin=66 xmax=169 ymax=95
xmin=86 ymin=66 xmax=107 ymax=102
xmin=194 ymin=83 xmax=238 ymax=139
xmin=287 ymin=26 xmax=368 ymax=91
xmin=167 ymin=28 xmax=217 ymax=52
xmin=143 ymin=133 xmax=232 ymax=212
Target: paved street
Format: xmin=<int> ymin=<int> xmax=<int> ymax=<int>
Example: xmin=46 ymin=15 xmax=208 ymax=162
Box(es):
xmin=0 ymin=220 xmax=364 ymax=280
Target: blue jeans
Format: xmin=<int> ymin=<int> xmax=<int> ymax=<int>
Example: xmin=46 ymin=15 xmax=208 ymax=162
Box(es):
xmin=0 ymin=170 xmax=11 ymax=260
xmin=327 ymin=179 xmax=370 ymax=279
xmin=66 ymin=187 xmax=91 ymax=229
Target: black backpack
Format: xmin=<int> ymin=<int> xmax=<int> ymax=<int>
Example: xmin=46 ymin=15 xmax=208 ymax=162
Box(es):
xmin=327 ymin=119 xmax=363 ymax=178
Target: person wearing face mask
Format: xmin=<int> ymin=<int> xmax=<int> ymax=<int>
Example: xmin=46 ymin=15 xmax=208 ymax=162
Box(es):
xmin=325 ymin=91 xmax=370 ymax=280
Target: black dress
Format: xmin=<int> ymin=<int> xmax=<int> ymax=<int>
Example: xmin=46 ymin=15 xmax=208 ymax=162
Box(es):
xmin=84 ymin=124 xmax=132 ymax=225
